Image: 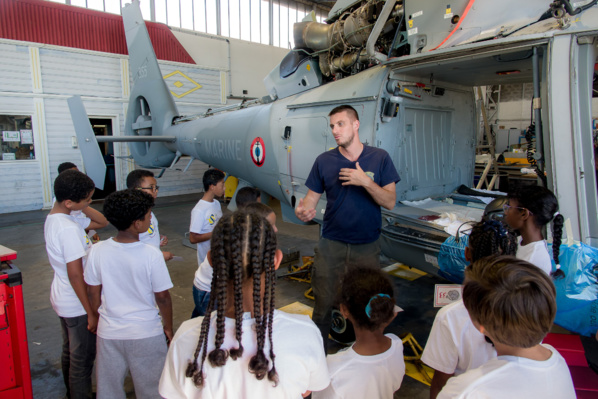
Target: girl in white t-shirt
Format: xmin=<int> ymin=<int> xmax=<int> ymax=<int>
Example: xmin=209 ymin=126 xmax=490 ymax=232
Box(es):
xmin=503 ymin=185 xmax=565 ymax=278
xmin=159 ymin=210 xmax=329 ymax=399
xmin=313 ymin=267 xmax=405 ymax=399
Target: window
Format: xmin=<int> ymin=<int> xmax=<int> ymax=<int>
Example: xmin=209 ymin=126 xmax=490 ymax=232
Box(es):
xmin=0 ymin=115 xmax=35 ymax=161
xmin=47 ymin=0 xmax=332 ymax=49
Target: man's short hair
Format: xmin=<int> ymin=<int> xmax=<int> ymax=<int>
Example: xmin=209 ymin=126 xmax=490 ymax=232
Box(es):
xmin=463 ymin=255 xmax=556 ymax=348
xmin=203 ymin=169 xmax=225 ymax=191
xmin=57 ymin=162 xmax=77 ymax=174
xmin=126 ymin=169 xmax=155 ymax=189
xmin=329 ymin=105 xmax=359 ymax=121
xmin=235 ymin=187 xmax=261 ymax=209
xmin=103 ymin=189 xmax=154 ymax=231
xmin=54 ymin=169 xmax=95 ymax=203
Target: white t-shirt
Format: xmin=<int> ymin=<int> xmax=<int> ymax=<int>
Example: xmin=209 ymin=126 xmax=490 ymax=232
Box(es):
xmin=51 ymin=198 xmax=91 ymax=230
xmin=193 ymin=255 xmax=213 ymax=291
xmin=516 ymin=238 xmax=552 ymax=275
xmin=159 ymin=310 xmax=330 ymax=399
xmin=44 ymin=213 xmax=93 ymax=317
xmin=190 ymin=199 xmax=222 ymax=265
xmin=139 ymin=211 xmax=160 ymax=248
xmin=438 ymin=344 xmax=575 ymax=399
xmin=421 ymin=300 xmax=496 ymax=376
xmin=84 ymin=238 xmax=174 ymax=340
xmin=71 ymin=210 xmax=91 ymax=230
xmin=312 ymin=333 xmax=405 ymax=399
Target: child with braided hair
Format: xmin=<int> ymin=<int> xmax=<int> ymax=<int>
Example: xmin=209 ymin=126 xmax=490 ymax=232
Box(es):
xmin=422 ymin=219 xmax=518 ymax=399
xmin=312 ymin=267 xmax=404 ymax=399
xmin=159 ymin=210 xmax=329 ymax=398
xmin=503 ymin=185 xmax=565 ymax=278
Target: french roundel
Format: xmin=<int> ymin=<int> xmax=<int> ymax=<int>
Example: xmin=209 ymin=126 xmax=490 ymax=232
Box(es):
xmin=250 ymin=137 xmax=266 ymax=167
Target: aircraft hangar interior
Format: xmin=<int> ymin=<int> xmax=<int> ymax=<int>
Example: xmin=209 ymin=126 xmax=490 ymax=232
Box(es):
xmin=0 ymin=0 xmax=598 ymax=397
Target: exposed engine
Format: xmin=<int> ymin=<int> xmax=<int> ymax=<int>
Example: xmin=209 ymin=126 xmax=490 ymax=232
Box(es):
xmin=293 ymin=0 xmax=405 ymax=79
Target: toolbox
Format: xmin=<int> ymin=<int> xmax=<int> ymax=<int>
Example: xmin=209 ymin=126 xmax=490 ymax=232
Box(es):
xmin=0 ymin=245 xmax=32 ymax=399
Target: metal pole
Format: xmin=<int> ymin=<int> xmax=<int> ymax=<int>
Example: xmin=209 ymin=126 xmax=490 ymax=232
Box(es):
xmin=165 ymin=0 xmax=169 ymax=25
xmin=95 ymin=136 xmax=177 ymax=143
xmin=216 ymin=0 xmax=221 ymax=36
xmin=269 ymin=0 xmax=273 ymax=45
xmin=259 ymin=0 xmax=261 ymax=43
xmin=150 ymin=0 xmax=155 ymax=21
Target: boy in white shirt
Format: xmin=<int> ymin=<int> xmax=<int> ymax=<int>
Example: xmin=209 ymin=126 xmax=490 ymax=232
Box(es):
xmin=422 ymin=220 xmax=518 ymax=398
xmin=85 ymin=189 xmax=173 ymax=399
xmin=438 ymin=256 xmax=575 ymax=399
xmin=126 ymin=169 xmax=173 ymax=261
xmin=44 ymin=169 xmax=98 ymax=399
xmin=56 ymin=162 xmax=108 ymax=241
xmin=192 ymin=186 xmax=264 ymax=318
xmin=190 ymin=169 xmax=225 ymax=318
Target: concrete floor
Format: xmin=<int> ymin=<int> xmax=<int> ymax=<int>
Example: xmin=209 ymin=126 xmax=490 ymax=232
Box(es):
xmin=0 ymin=194 xmax=448 ymax=398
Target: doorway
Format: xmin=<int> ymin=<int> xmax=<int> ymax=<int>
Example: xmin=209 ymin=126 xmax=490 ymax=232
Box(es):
xmin=90 ymin=118 xmax=116 ymax=199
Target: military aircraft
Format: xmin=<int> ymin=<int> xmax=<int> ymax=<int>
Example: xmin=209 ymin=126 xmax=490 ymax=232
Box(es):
xmin=69 ymin=0 xmax=598 ymax=280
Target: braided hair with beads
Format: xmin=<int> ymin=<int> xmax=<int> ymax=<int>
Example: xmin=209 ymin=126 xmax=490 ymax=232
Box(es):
xmin=185 ymin=210 xmax=279 ymax=387
xmin=468 ymin=220 xmax=518 ymax=263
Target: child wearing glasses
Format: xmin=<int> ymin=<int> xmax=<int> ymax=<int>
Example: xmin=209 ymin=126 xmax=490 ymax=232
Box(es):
xmin=503 ymin=185 xmax=565 ymax=278
xmin=127 ymin=169 xmax=173 ymax=261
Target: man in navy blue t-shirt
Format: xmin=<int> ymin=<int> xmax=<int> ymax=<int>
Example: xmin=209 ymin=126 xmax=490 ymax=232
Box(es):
xmin=295 ymin=104 xmax=400 ymax=347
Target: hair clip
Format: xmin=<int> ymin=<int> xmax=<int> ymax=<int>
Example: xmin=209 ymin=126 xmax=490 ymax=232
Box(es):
xmin=365 ymin=293 xmax=391 ymax=318
xmin=483 ymin=220 xmax=508 ymax=237
xmin=553 ymin=211 xmax=560 ymax=219
xmin=555 ymin=264 xmax=561 ymax=270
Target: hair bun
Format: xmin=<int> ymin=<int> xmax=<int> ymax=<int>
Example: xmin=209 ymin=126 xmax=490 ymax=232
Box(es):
xmin=365 ymin=293 xmax=391 ymax=318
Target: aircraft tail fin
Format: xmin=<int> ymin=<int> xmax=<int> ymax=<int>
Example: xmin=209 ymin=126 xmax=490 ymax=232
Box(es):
xmin=121 ymin=0 xmax=178 ymax=167
xmin=67 ymin=96 xmax=107 ymax=189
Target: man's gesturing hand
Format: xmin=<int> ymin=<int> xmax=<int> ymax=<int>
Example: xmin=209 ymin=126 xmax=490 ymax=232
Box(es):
xmin=339 ymin=162 xmax=371 ymax=187
xmin=295 ymin=198 xmax=316 ymax=222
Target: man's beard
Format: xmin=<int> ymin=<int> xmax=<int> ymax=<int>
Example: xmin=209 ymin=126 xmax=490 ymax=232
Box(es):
xmin=338 ymin=134 xmax=354 ymax=148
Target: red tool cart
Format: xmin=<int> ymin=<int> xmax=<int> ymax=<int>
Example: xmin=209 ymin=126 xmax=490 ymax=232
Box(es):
xmin=0 ymin=245 xmax=33 ymax=399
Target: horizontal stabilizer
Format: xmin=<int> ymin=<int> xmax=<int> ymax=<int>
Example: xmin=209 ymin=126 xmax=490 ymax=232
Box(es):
xmin=67 ymin=96 xmax=107 ymax=189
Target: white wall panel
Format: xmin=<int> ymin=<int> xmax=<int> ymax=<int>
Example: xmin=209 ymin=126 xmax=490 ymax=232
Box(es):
xmin=0 ymin=43 xmax=32 ymax=93
xmin=159 ymin=63 xmax=223 ymax=105
xmin=0 ymin=162 xmax=44 ymax=213
xmin=39 ymin=48 xmax=122 ymax=98
xmin=0 ymin=32 xmax=276 ymax=213
xmin=43 ymin=97 xmax=85 ymax=182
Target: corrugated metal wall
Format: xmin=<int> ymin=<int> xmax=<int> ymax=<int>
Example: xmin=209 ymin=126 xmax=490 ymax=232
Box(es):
xmin=0 ymin=39 xmax=224 ymax=214
xmin=0 ymin=0 xmax=195 ymax=64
